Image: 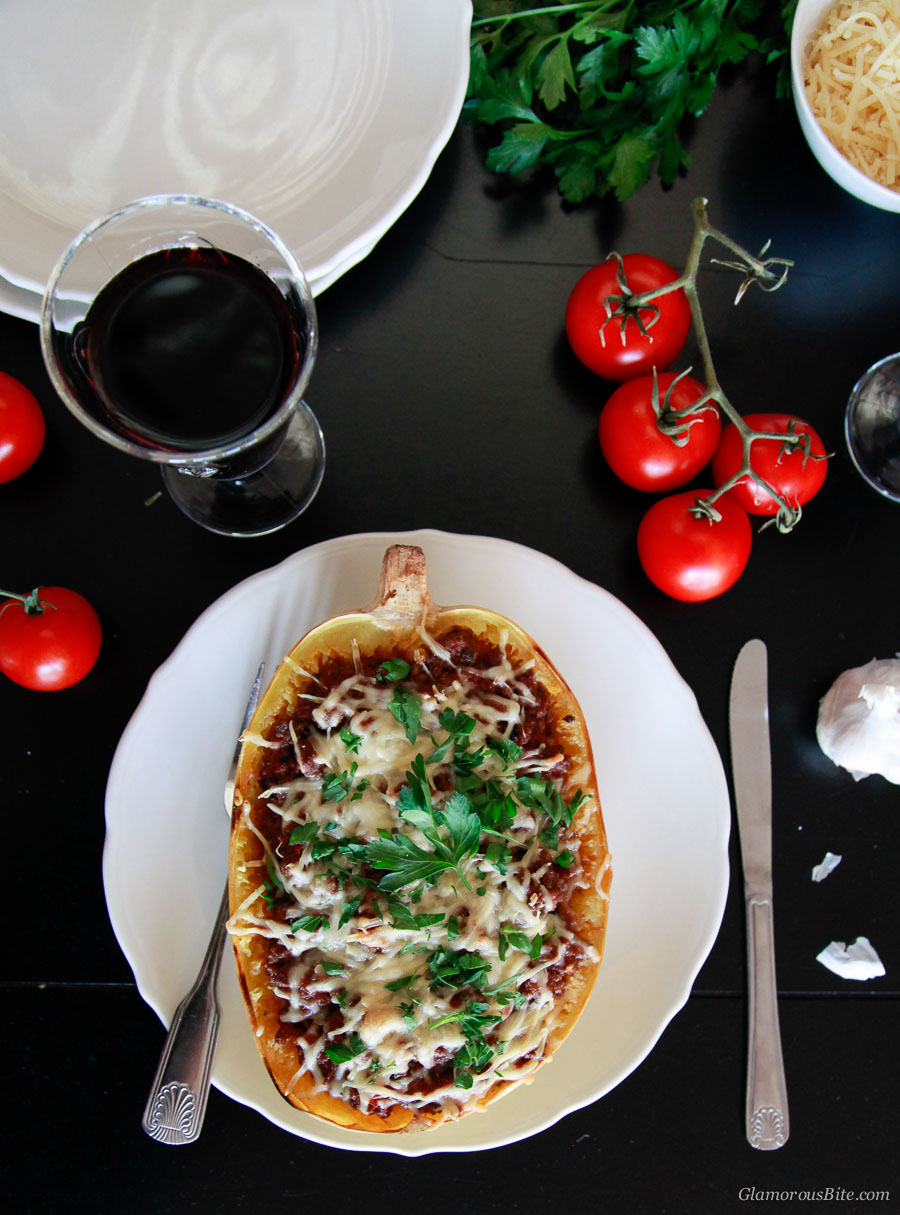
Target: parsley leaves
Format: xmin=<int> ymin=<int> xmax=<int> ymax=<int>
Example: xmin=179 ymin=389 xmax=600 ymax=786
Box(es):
xmin=429 ymin=1000 xmax=504 ymax=1088
xmin=324 ymin=1034 xmax=366 ymax=1065
xmin=377 ymin=658 xmax=411 ymax=683
xmin=428 ymin=946 xmax=491 ymax=992
xmin=321 ymin=762 xmax=370 ymax=803
xmin=389 ymin=686 xmax=421 ymax=742
xmin=466 ymin=0 xmax=794 ymax=203
xmin=365 ymin=757 xmax=483 ymax=892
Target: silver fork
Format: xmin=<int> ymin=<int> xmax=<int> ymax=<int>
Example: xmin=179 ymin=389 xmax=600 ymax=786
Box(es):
xmin=141 ymin=663 xmax=264 ymax=1145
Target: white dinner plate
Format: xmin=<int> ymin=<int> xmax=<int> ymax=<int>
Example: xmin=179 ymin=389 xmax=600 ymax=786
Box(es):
xmin=103 ymin=530 xmax=731 ymax=1155
xmin=0 ymin=0 xmax=471 ymax=319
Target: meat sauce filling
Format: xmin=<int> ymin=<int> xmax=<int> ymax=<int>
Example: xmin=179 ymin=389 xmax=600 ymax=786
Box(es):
xmin=250 ymin=626 xmax=587 ymax=1111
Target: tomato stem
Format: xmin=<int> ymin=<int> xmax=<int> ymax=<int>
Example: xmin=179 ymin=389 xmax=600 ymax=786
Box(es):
xmin=0 ymin=587 xmax=52 ymax=616
xmin=612 ymin=196 xmax=828 ymax=533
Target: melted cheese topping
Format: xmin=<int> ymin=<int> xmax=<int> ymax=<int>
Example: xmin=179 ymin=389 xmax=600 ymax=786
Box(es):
xmin=228 ymin=634 xmax=597 ymax=1120
xmin=805 ymin=2 xmax=900 ymax=189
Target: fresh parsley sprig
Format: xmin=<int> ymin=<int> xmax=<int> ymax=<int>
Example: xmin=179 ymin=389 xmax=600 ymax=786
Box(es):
xmin=428 ymin=946 xmax=492 ymax=991
xmin=429 ymin=1000 xmax=504 ymax=1089
xmin=389 ymin=686 xmax=421 ymax=742
xmin=324 ymin=1033 xmax=366 ymax=1065
xmin=377 ymin=658 xmax=411 ymax=683
xmin=516 ymin=775 xmax=590 ymax=827
xmin=365 ymin=758 xmax=484 ymax=892
xmin=466 ymin=0 xmax=795 ymax=203
xmin=365 ymin=785 xmax=482 ymax=893
xmin=321 ymin=762 xmax=370 ymax=803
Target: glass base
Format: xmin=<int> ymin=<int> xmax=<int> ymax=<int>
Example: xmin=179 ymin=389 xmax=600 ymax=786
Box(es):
xmin=845 ymin=353 xmax=900 ymax=503
xmin=161 ymin=402 xmax=325 ymax=536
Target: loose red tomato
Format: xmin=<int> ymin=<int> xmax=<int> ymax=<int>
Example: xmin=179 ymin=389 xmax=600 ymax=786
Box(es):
xmin=0 ymin=371 xmax=46 ymax=483
xmin=0 ymin=586 xmax=102 ymax=690
xmin=711 ymin=413 xmax=827 ymax=516
xmin=637 ymin=490 xmax=752 ymax=602
xmin=565 ymin=254 xmax=691 ymax=381
xmin=598 ymin=372 xmax=719 ymax=491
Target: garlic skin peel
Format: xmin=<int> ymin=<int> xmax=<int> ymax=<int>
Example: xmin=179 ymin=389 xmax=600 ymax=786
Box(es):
xmin=817 ymin=658 xmax=900 ymax=784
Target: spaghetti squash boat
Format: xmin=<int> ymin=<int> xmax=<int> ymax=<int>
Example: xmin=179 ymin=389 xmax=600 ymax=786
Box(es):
xmin=227 ymin=545 xmax=611 ymax=1132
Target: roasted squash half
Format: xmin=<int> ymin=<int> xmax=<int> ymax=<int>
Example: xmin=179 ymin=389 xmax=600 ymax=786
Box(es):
xmin=228 ymin=545 xmax=611 ymax=1132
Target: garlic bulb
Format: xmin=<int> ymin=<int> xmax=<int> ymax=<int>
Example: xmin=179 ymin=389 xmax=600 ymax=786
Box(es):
xmin=816 ymin=658 xmax=900 ymax=783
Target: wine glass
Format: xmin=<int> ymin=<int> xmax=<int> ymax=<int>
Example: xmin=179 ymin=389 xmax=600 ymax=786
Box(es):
xmin=40 ymin=194 xmax=324 ymax=537
xmin=845 ymin=352 xmax=900 ymax=503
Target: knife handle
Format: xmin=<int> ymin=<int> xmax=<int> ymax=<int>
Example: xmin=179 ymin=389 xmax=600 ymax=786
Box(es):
xmin=745 ymin=894 xmax=789 ymax=1150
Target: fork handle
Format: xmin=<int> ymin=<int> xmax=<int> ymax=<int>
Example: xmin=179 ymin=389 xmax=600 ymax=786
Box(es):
xmin=745 ymin=894 xmax=790 ymax=1150
xmin=141 ymin=884 xmax=230 ymax=1145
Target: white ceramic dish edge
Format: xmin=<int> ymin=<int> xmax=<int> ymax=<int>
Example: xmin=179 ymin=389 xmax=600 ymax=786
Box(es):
xmin=103 ymin=529 xmax=731 ymax=1155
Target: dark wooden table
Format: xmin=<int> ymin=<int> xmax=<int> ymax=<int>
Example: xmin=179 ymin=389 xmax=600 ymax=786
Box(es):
xmin=3 ymin=53 xmax=897 ymax=1215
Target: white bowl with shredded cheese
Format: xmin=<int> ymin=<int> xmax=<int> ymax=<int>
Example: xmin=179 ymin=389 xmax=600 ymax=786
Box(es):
xmin=792 ymin=0 xmax=900 ymax=210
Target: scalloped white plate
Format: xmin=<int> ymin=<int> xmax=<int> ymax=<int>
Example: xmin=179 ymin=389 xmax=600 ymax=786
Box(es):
xmin=103 ymin=530 xmax=730 ymax=1154
xmin=0 ymin=0 xmax=471 ymax=319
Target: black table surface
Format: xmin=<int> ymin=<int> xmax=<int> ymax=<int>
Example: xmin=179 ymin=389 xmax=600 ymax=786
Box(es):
xmin=3 ymin=54 xmax=898 ymax=1215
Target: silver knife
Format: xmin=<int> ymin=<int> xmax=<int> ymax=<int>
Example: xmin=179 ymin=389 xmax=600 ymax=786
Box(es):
xmin=141 ymin=663 xmax=264 ymax=1145
xmin=729 ymin=639 xmax=789 ymax=1150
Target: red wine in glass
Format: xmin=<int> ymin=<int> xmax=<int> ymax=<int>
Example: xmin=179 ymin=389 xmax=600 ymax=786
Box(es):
xmin=74 ymin=246 xmax=305 ymax=453
xmin=40 ymin=195 xmax=323 ymax=537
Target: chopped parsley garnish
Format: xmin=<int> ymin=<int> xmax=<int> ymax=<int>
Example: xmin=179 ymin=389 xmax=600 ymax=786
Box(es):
xmin=484 ymin=839 xmax=510 ymax=874
xmin=366 ymin=766 xmax=482 ymax=892
xmin=324 ymin=1034 xmax=366 ymax=1064
xmin=320 ymin=960 xmax=345 ymax=976
xmin=429 ymin=1000 xmax=503 ymax=1089
xmin=516 ymin=776 xmax=590 ymax=828
xmin=496 ymin=988 xmax=526 ymax=1010
xmin=337 ymin=895 xmax=363 ymax=928
xmin=387 ymin=898 xmax=445 ymax=932
xmin=339 ymin=727 xmax=362 ymax=753
xmin=484 ymin=736 xmax=522 ymax=770
xmin=377 ymin=658 xmax=411 ymax=683
xmin=291 ymin=914 xmax=327 ymax=934
xmin=288 ymin=821 xmax=319 ymax=846
xmin=388 ymin=686 xmax=421 ymax=742
xmin=429 ymin=1000 xmax=503 ymax=1037
xmin=498 ymin=927 xmax=544 ymax=962
xmin=322 ymin=762 xmax=360 ymax=803
xmin=555 ymin=849 xmax=575 ymax=869
xmin=427 ymin=708 xmax=476 ymax=764
xmin=311 ymin=839 xmax=338 ymax=861
xmin=383 ymin=972 xmax=416 ymax=992
xmin=472 ymin=780 xmax=518 ymax=833
xmin=539 ymin=822 xmax=559 ymax=850
xmin=427 ymin=946 xmax=491 ymax=992
xmin=261 ymin=855 xmax=286 ymax=905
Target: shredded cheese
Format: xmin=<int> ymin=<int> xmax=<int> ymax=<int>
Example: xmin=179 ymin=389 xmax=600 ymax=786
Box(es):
xmin=804 ymin=1 xmax=900 ymax=189
xmin=228 ymin=633 xmax=601 ymax=1122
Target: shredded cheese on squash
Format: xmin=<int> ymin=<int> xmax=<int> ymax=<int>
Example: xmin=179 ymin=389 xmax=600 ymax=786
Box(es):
xmin=804 ymin=1 xmax=900 ymax=189
xmin=228 ymin=634 xmax=599 ymax=1120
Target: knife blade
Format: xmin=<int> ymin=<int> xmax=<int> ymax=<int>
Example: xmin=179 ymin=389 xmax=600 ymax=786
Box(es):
xmin=141 ymin=663 xmax=264 ymax=1145
xmin=729 ymin=639 xmax=789 ymax=1150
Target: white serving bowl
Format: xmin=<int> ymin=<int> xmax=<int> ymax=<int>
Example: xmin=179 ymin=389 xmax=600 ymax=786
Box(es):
xmin=791 ymin=0 xmax=900 ymax=211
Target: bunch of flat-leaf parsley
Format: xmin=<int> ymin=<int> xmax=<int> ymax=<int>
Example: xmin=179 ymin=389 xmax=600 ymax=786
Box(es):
xmin=465 ymin=0 xmax=796 ymax=203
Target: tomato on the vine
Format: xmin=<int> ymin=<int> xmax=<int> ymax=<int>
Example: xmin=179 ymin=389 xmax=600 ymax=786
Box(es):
xmin=565 ymin=254 xmax=691 ymax=381
xmin=0 ymin=371 xmax=45 ymax=483
xmin=711 ymin=413 xmax=827 ymax=516
xmin=637 ymin=490 xmax=752 ymax=602
xmin=0 ymin=587 xmax=102 ymax=690
xmin=598 ymin=372 xmax=719 ymax=492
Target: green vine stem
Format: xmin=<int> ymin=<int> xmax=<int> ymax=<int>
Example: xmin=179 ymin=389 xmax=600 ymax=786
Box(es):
xmin=0 ymin=588 xmax=53 ymax=616
xmin=605 ymin=196 xmax=825 ymax=534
